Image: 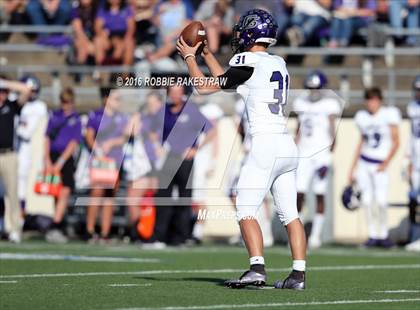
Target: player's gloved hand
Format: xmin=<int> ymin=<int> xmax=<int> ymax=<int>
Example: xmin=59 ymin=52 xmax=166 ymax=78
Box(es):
xmin=176 ymin=36 xmax=202 ymax=61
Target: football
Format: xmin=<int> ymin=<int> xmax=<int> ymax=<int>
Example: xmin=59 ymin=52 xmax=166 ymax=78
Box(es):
xmin=180 ymin=21 xmax=207 ymax=55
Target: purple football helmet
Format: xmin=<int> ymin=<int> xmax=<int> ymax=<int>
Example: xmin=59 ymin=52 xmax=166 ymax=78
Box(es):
xmin=231 ymin=9 xmax=278 ymax=53
xmin=304 ymin=70 xmax=328 ymax=89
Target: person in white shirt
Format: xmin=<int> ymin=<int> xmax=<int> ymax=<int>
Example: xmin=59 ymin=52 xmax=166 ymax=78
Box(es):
xmin=294 ymin=70 xmax=341 ymax=249
xmin=405 ymin=75 xmax=420 ymax=252
xmin=348 ymin=87 xmax=401 ymax=248
xmin=17 ymin=75 xmax=48 ymax=214
xmin=286 ymin=0 xmax=332 ymax=46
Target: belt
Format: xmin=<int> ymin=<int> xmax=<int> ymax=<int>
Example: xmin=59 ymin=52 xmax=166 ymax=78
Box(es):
xmin=0 ymin=147 xmax=14 ymax=154
xmin=360 ymin=154 xmax=384 ymax=164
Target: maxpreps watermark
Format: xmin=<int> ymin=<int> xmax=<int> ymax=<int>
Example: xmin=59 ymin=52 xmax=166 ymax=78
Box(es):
xmin=197 ymin=209 xmax=237 ymax=221
xmin=116 ymin=76 xmax=227 ymax=88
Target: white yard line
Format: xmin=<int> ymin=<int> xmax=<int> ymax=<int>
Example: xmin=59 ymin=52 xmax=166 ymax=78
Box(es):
xmin=0 ymin=280 xmax=17 ymax=284
xmin=0 ymin=253 xmax=159 ymax=263
xmin=115 ymin=298 xmax=420 ymax=310
xmin=375 ymin=290 xmax=420 ymax=294
xmin=0 ymin=264 xmax=419 ymax=279
xmin=108 ymin=283 xmax=152 ymax=287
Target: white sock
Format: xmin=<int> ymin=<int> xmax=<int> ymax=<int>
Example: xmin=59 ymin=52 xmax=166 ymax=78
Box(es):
xmin=311 ymin=213 xmax=325 ymax=240
xmin=293 ymin=260 xmax=306 ymax=272
xmin=250 ymin=256 xmax=265 ymax=265
xmin=192 ymin=222 xmax=203 ymax=239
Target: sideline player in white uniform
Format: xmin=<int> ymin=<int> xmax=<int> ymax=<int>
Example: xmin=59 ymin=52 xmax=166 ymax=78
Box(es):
xmin=348 ymin=87 xmax=400 ymax=248
xmin=16 ymin=75 xmax=48 ymax=213
xmin=405 ymin=75 xmax=420 ymax=252
xmin=294 ymin=70 xmax=340 ymax=249
xmin=177 ymin=9 xmax=306 ymax=289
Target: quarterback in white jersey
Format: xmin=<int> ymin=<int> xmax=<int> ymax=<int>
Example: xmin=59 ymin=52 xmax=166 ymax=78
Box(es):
xmin=349 ymin=87 xmax=400 ymax=248
xmin=16 ymin=76 xmax=47 ymax=212
xmin=293 ymin=70 xmax=341 ymax=249
xmin=405 ymin=75 xmax=420 ymax=251
xmin=177 ymin=9 xmax=306 ymax=289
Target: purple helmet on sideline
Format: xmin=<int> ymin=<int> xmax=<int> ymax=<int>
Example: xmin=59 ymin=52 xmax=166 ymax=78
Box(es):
xmin=304 ymin=70 xmax=328 ymax=89
xmin=342 ymin=184 xmax=362 ymax=211
xmin=231 ymin=9 xmax=278 ymax=53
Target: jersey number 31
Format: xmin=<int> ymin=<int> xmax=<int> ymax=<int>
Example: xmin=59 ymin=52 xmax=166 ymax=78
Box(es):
xmin=269 ymin=71 xmax=289 ymax=115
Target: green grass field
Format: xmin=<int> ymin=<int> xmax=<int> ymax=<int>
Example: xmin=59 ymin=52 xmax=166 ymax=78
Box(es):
xmin=0 ymin=242 xmax=419 ymax=310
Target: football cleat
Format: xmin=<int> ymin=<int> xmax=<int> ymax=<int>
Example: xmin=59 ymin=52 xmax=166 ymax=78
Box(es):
xmin=274 ymin=271 xmax=305 ymax=290
xmin=224 ymin=270 xmax=266 ymax=289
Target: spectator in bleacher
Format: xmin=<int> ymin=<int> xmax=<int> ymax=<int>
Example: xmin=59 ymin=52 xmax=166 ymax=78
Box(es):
xmin=131 ymin=0 xmax=158 ymax=46
xmin=85 ymin=88 xmax=128 ymax=244
xmin=94 ymin=0 xmax=135 ymax=66
xmin=44 ymin=87 xmax=82 ymax=244
xmin=234 ymin=0 xmax=292 ymax=45
xmin=375 ymin=0 xmax=389 ymax=24
xmin=389 ymin=0 xmax=420 ymax=46
xmin=286 ymin=0 xmax=332 ymax=47
xmin=194 ymin=0 xmax=234 ymax=53
xmin=0 ymin=75 xmax=31 ymax=243
xmin=146 ymin=84 xmax=214 ymax=248
xmin=328 ymin=0 xmax=376 ymax=48
xmin=135 ymin=0 xmax=191 ymax=78
xmin=71 ymin=0 xmax=99 ymax=65
xmin=0 ymin=0 xmax=30 ymax=41
xmin=26 ymin=0 xmax=71 ymax=26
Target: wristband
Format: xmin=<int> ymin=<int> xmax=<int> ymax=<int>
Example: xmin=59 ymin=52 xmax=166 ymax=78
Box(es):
xmin=183 ymin=54 xmax=195 ymax=61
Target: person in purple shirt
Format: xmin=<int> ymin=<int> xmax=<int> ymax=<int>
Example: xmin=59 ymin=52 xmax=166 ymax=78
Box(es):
xmin=147 ymin=84 xmax=215 ymax=247
xmin=328 ymin=0 xmax=376 ymax=48
xmin=44 ymin=87 xmax=82 ymax=243
xmin=94 ymin=0 xmax=135 ymax=66
xmin=85 ymin=87 xmax=128 ymax=243
xmin=71 ymin=0 xmax=99 ymax=65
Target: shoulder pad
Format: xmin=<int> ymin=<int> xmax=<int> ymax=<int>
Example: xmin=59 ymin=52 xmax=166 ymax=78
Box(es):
xmin=229 ymin=52 xmax=259 ymax=67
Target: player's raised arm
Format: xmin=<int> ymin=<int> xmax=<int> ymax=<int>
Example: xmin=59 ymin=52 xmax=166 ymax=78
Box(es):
xmin=201 ymin=40 xmax=225 ymax=78
xmin=176 ymin=37 xmax=221 ymax=95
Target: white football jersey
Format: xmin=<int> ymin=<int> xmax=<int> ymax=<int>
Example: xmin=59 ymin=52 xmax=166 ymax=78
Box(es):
xmin=229 ymin=51 xmax=289 ymax=136
xmin=407 ymin=101 xmax=420 ymax=168
xmin=355 ymin=106 xmax=401 ymax=161
xmin=293 ymin=93 xmax=341 ymax=155
xmin=16 ymin=99 xmax=48 ymax=142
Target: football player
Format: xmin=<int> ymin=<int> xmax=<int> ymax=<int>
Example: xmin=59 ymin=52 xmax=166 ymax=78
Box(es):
xmin=177 ymin=9 xmax=306 ymax=289
xmin=17 ymin=75 xmax=47 ymax=215
xmin=348 ymin=87 xmax=401 ymax=248
xmin=405 ymin=75 xmax=420 ymax=252
xmin=293 ymin=71 xmax=341 ymax=249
